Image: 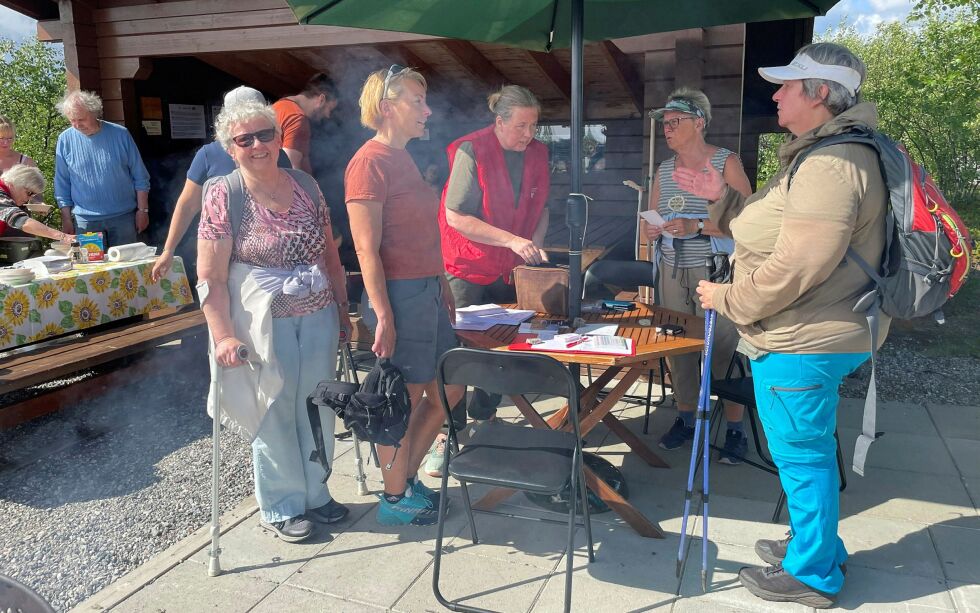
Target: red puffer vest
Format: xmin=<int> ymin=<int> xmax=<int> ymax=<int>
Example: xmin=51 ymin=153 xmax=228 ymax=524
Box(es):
xmin=438 ymin=125 xmax=550 ymax=285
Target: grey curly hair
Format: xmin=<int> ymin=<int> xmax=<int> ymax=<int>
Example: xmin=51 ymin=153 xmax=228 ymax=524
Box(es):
xmin=56 ymin=90 xmax=104 ymax=118
xmin=1 ymin=164 xmax=45 ymax=196
xmin=214 ymin=101 xmax=278 ymax=150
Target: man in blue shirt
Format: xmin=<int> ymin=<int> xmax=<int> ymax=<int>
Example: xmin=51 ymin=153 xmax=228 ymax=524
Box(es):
xmin=55 ymin=90 xmax=151 ymax=247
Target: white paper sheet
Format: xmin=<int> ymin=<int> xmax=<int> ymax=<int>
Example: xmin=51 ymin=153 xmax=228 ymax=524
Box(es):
xmin=453 ymin=303 xmax=535 ymax=330
xmin=528 ymin=333 xmax=633 ymax=356
xmin=638 ymin=209 xmax=674 ymax=238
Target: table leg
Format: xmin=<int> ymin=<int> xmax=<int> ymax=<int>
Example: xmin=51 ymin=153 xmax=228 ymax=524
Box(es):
xmin=583 ymin=465 xmax=665 ymax=539
xmin=544 ymin=367 xmax=621 ymax=430
xmin=602 ymin=413 xmax=670 ymax=468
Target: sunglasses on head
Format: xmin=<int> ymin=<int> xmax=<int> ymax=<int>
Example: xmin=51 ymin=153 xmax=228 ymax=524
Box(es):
xmin=380 ymin=64 xmax=408 ymax=107
xmin=231 ymin=128 xmax=276 ymax=148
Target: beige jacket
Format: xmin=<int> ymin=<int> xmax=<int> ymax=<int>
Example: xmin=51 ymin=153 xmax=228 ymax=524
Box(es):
xmin=710 ymin=102 xmax=891 ymax=354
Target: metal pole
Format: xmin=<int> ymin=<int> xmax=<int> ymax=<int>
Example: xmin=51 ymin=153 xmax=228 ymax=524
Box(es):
xmin=566 ymin=0 xmax=585 ymax=323
xmin=208 ymin=359 xmax=223 ymax=577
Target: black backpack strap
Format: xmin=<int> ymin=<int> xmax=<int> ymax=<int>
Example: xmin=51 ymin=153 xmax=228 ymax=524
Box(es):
xmin=306 ymin=393 xmax=333 ymax=483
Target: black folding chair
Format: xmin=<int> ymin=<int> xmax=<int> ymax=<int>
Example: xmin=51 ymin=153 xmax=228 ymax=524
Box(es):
xmin=709 ymin=352 xmax=848 ymax=522
xmin=582 ymin=258 xmax=671 ymax=434
xmin=433 ymin=348 xmax=595 ymax=613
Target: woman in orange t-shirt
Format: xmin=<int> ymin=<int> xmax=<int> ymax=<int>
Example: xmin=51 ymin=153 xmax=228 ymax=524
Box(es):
xmin=345 ymin=66 xmax=465 ymax=527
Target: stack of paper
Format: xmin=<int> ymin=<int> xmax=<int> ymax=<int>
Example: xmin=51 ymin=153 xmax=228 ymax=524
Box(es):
xmin=454 ymin=304 xmax=535 ymax=331
xmin=514 ymin=333 xmax=634 ymax=356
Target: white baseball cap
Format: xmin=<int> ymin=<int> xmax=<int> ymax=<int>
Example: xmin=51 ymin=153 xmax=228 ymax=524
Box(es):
xmin=759 ymin=53 xmax=862 ymax=96
xmin=222 ymin=86 xmax=266 ymax=107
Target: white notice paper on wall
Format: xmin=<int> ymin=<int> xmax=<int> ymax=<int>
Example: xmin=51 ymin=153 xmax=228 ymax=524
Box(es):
xmin=169 ymin=104 xmax=206 ymax=139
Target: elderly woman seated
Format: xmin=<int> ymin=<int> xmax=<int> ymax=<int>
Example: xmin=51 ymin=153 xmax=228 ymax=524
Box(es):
xmin=0 ymin=164 xmax=71 ymax=242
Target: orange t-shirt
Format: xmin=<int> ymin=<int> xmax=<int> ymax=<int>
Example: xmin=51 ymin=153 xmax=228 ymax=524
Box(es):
xmin=272 ymin=98 xmax=310 ymax=159
xmin=345 ymin=139 xmax=443 ymax=280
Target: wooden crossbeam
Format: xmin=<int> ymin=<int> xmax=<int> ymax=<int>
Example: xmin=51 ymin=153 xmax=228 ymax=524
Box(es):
xmin=528 ymin=51 xmax=571 ymax=100
xmin=600 ymin=41 xmax=644 ymax=115
xmin=441 ymin=40 xmax=508 ymax=92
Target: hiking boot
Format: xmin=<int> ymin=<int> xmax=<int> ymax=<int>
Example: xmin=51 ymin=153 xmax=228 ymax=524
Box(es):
xmin=424 ymin=435 xmax=448 ymax=477
xmin=718 ymin=429 xmax=749 ymax=465
xmin=260 ymin=516 xmax=315 ymax=542
xmin=376 ymin=491 xmax=438 ymax=527
xmin=738 ymin=564 xmax=837 ymax=609
xmin=409 ymin=478 xmax=446 ymax=511
xmin=755 ymin=535 xmax=848 ymax=574
xmin=658 ymin=416 xmax=695 ymax=450
xmin=307 ymin=499 xmax=349 ymax=524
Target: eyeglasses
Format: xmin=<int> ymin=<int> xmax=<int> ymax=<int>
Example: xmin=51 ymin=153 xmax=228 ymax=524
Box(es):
xmin=0 ymin=136 xmax=13 ymax=142
xmin=661 ymin=116 xmax=697 ymax=130
xmin=25 ymin=190 xmax=38 ymax=199
xmin=380 ymin=64 xmax=407 ymax=107
xmin=231 ymin=128 xmax=276 ymax=148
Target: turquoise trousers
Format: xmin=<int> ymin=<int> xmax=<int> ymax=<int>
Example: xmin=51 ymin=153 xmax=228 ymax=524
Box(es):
xmin=750 ymin=351 xmax=869 ymax=594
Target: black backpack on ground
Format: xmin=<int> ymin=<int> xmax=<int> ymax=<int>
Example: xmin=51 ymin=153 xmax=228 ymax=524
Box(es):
xmin=307 ymin=358 xmax=412 ymax=473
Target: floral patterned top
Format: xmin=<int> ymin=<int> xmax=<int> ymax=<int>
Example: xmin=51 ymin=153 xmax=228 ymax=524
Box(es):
xmin=198 ymin=173 xmax=334 ymax=318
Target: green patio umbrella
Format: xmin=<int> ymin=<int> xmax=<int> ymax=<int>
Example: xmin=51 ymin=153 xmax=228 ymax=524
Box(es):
xmin=285 ymin=0 xmax=841 ymax=318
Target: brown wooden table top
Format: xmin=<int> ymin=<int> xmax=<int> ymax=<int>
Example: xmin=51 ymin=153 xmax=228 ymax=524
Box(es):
xmin=454 ymin=302 xmax=704 ymax=367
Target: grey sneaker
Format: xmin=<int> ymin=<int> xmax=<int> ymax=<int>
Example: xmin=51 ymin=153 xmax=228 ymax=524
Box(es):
xmin=260 ymin=516 xmax=315 ymax=542
xmin=307 ymin=499 xmax=349 ymax=524
xmin=755 ymin=534 xmax=847 ymax=575
xmin=739 ymin=564 xmax=837 ymax=609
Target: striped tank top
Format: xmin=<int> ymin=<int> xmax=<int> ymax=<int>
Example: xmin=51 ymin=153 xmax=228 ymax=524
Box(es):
xmin=656 ymin=147 xmax=733 ymax=268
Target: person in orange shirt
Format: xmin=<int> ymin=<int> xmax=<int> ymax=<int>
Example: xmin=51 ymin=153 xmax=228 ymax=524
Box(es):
xmin=272 ymin=74 xmax=339 ymax=173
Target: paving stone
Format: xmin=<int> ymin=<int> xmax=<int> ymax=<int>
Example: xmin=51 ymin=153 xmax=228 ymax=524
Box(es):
xmin=963 ymin=478 xmax=980 ymax=513
xmin=838 ymin=467 xmax=975 ymax=524
xmin=838 ymin=399 xmax=936 ymax=436
xmin=838 ymin=426 xmax=959 ymax=476
xmin=826 ymin=565 xmax=955 ymax=612
xmin=947 ymin=581 xmax=980 ymax=613
xmin=250 ymin=585 xmax=385 ymax=612
xmin=946 ymin=438 xmax=980 ymax=478
xmin=927 ymin=404 xmax=980 ymax=442
xmin=838 ymin=515 xmax=945 ymax=579
xmin=444 ymin=512 xmax=578 ymax=570
xmin=395 ymin=551 xmax=551 ymax=613
xmin=929 ymin=520 xmax=980 ymax=583
xmin=110 ymin=559 xmax=277 ymax=613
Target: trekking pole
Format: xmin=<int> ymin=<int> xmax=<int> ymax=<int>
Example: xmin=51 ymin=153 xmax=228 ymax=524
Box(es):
xmin=208 ymin=343 xmax=249 ymax=577
xmin=339 ymin=342 xmax=370 ymax=495
xmin=676 ymin=256 xmax=722 ymax=591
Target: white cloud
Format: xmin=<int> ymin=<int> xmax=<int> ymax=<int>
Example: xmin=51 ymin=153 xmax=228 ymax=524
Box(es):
xmin=0 ymin=6 xmax=38 ymax=42
xmin=816 ymin=0 xmax=914 ymax=35
xmin=869 ymin=0 xmax=911 ymax=11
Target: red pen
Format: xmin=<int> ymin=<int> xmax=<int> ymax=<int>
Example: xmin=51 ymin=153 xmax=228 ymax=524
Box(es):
xmin=564 ymin=336 xmax=588 ymax=349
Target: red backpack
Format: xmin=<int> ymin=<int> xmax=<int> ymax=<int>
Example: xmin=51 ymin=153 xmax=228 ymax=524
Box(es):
xmin=790 ymin=127 xmax=974 ymax=475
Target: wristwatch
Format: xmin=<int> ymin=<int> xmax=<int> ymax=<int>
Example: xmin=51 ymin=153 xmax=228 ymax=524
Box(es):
xmin=696 ymin=219 xmax=705 ymax=235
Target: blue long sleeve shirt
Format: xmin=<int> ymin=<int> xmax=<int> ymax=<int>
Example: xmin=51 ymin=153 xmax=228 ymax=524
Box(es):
xmin=55 ymin=121 xmax=151 ymax=219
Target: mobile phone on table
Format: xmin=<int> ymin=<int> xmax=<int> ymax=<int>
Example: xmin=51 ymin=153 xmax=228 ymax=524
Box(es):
xmin=656 ymin=323 xmax=685 ymax=335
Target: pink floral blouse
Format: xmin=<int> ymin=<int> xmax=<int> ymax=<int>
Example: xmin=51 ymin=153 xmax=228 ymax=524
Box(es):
xmin=198 ymin=174 xmax=335 ymax=318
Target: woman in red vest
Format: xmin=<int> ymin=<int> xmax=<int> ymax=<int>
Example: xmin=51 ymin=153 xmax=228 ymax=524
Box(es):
xmin=426 ymin=85 xmax=551 ymax=476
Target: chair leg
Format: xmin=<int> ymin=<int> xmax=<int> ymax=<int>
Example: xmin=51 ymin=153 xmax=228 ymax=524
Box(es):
xmin=642 ymin=369 xmax=654 ymax=434
xmin=459 ymin=481 xmax=479 ymax=544
xmin=565 ymin=458 xmax=579 ymax=613
xmin=772 ymin=490 xmax=787 ymax=524
xmin=835 ymin=431 xmax=847 ymax=493
xmin=432 ymin=461 xmax=453 ymax=610
xmin=579 ymin=458 xmax=595 ymax=563
xmin=747 ymin=406 xmax=776 ymax=468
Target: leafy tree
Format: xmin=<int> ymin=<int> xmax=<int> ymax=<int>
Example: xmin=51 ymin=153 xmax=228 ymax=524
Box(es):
xmin=821 ymin=11 xmax=980 ymax=207
xmin=0 ymin=36 xmax=68 ymax=206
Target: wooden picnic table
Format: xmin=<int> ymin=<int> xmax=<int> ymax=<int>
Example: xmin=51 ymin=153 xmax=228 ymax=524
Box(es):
xmin=455 ymin=301 xmax=704 ymax=538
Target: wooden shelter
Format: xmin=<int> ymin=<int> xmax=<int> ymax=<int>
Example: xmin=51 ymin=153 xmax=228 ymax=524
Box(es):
xmin=5 ymin=0 xmax=814 ymax=227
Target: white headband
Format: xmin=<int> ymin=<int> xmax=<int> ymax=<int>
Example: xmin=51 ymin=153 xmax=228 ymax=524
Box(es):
xmin=759 ymin=53 xmax=862 ymax=96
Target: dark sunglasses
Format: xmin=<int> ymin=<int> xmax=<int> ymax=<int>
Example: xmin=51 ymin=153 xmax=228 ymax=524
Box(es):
xmin=380 ymin=64 xmax=407 ymax=107
xmin=231 ymin=128 xmax=276 ymax=148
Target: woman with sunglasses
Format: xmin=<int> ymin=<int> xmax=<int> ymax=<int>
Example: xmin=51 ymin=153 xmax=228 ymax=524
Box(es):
xmin=151 ymin=86 xmax=291 ymax=283
xmin=0 ymin=164 xmax=72 ymax=242
xmin=197 ymin=101 xmax=352 ymax=543
xmin=0 ymin=116 xmax=37 ymax=175
xmin=644 ymin=87 xmax=753 ymax=462
xmin=345 ymin=65 xmax=465 ymax=527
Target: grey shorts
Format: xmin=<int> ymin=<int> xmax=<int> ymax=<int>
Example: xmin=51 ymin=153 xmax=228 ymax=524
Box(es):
xmin=387 ymin=276 xmax=459 ymax=384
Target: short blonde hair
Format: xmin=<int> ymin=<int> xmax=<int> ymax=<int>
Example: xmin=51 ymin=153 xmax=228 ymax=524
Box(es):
xmin=1 ymin=164 xmax=45 ymax=195
xmin=214 ymin=101 xmax=278 ymax=150
xmin=358 ymin=66 xmax=427 ymax=130
xmin=56 ymin=90 xmax=104 ymax=119
xmin=666 ymin=87 xmax=712 ymax=133
xmin=0 ymin=115 xmax=14 ymax=138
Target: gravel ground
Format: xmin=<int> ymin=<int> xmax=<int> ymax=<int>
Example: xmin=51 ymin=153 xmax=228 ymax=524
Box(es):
xmin=0 ymin=332 xmax=976 ymax=612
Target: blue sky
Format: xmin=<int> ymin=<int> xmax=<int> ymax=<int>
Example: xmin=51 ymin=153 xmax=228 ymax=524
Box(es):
xmin=1 ymin=0 xmax=914 ymax=43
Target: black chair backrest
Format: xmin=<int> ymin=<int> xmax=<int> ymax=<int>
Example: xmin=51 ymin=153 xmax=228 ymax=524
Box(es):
xmin=582 ymin=259 xmax=656 ymax=299
xmin=436 ymin=348 xmax=582 ymax=435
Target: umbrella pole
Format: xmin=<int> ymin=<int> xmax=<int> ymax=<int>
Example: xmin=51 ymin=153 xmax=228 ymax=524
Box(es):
xmin=566 ymin=0 xmax=585 ymax=324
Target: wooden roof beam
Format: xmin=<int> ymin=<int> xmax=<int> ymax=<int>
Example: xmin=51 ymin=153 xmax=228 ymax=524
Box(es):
xmin=0 ymin=0 xmax=58 ymax=20
xmin=195 ymin=53 xmax=299 ymax=99
xmin=528 ymin=51 xmax=571 ymax=101
xmin=600 ymin=41 xmax=644 ymax=115
xmin=440 ymin=40 xmax=508 ymax=92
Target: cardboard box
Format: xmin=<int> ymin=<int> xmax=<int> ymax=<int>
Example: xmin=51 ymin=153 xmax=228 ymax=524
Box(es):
xmin=78 ymin=232 xmax=105 ymax=262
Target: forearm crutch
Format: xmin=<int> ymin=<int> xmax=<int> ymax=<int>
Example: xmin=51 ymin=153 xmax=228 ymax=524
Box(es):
xmin=339 ymin=342 xmax=371 ymax=494
xmin=676 ymin=255 xmax=727 ymax=591
xmin=208 ymin=344 xmax=250 ymax=577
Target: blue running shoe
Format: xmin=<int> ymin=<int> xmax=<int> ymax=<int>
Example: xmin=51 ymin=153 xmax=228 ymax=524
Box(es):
xmin=376 ymin=491 xmax=438 ymax=526
xmin=658 ymin=416 xmax=695 ymax=450
xmin=409 ymin=478 xmax=448 ymax=511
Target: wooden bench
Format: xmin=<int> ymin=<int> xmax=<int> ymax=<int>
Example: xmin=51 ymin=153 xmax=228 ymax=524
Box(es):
xmin=0 ymin=308 xmax=207 ymax=397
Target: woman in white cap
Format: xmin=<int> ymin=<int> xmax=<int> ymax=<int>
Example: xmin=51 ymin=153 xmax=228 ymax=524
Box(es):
xmin=676 ymin=42 xmax=888 ymax=608
xmin=151 ymin=86 xmax=291 ymax=281
xmin=645 ymin=87 xmax=752 ymax=461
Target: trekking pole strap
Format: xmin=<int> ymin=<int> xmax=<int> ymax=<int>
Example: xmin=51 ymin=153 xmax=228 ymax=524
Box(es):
xmin=852 ymin=301 xmax=880 ymax=477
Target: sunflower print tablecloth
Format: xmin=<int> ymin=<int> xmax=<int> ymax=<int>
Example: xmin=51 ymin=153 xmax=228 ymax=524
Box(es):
xmin=0 ymin=256 xmax=193 ymax=350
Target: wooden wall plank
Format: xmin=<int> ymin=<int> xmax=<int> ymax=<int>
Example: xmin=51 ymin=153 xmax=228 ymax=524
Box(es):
xmin=94 ymin=0 xmax=283 ymax=23
xmin=96 ymin=8 xmax=296 ymax=37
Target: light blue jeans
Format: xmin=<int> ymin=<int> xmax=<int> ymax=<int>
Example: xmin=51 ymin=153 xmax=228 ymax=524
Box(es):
xmin=253 ymin=305 xmax=340 ymax=523
xmin=751 ymin=351 xmax=870 ymax=595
